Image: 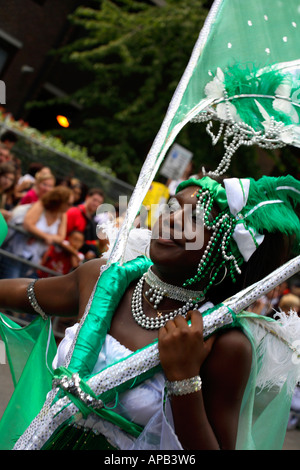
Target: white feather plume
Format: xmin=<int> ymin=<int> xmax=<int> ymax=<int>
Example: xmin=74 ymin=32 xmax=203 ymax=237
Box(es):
xmin=238 ymin=310 xmax=300 ymax=394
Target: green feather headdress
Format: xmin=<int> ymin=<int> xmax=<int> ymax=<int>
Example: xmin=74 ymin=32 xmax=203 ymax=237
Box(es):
xmin=244 ymin=175 xmax=300 ymax=244
xmin=176 ymin=175 xmax=300 ymax=286
xmin=191 ymin=64 xmax=300 ymax=177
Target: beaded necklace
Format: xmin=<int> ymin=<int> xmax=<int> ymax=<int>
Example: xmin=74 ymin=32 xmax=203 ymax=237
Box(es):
xmin=131 ymin=272 xmax=202 ymax=329
xmin=183 ymin=187 xmax=240 ymax=290
xmin=145 ymin=266 xmax=204 ymax=306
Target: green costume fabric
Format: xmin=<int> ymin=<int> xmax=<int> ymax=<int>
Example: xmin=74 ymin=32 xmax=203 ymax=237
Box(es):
xmin=0 ymin=315 xmax=56 ymax=449
xmin=68 ymin=256 xmax=153 ymax=378
xmin=0 ymin=213 xmax=7 ymax=246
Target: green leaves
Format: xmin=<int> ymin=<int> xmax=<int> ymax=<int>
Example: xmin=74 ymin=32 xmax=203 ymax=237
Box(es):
xmin=38 ymin=1 xmax=262 ymax=184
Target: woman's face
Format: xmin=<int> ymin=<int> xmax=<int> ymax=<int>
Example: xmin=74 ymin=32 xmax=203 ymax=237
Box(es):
xmin=37 ymin=178 xmax=55 ymax=197
xmin=150 ymin=185 xmax=216 ymax=284
xmin=0 ymin=172 xmax=15 ymax=191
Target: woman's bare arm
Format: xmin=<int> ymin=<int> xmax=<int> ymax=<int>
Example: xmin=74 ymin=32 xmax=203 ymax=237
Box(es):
xmin=23 ymin=201 xmax=43 ymax=236
xmin=0 ymin=258 xmax=105 ymax=318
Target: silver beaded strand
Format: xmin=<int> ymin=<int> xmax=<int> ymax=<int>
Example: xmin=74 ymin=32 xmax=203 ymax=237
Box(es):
xmin=131 ymin=273 xmax=200 ymax=330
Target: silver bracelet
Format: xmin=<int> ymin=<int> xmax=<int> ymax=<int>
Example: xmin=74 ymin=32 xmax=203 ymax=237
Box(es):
xmin=27 ymin=280 xmax=48 ymax=320
xmin=165 ymin=375 xmax=202 ymax=396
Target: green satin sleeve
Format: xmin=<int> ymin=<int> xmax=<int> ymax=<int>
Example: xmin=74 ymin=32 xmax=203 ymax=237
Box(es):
xmin=68 ymin=256 xmax=152 ymax=378
xmin=0 ymin=213 xmax=7 ymax=246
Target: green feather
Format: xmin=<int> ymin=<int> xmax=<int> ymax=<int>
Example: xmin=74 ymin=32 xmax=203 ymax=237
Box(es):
xmin=222 ymin=64 xmax=300 ymax=131
xmin=244 ymin=175 xmax=300 ymax=250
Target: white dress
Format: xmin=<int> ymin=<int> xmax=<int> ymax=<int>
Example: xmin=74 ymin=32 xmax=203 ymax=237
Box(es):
xmin=22 ymin=212 xmax=61 ymax=265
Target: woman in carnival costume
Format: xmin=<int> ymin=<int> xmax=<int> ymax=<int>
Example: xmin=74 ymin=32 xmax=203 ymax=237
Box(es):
xmin=0 ymin=172 xmax=299 ymax=450
xmin=1 ymin=0 xmax=300 ymax=452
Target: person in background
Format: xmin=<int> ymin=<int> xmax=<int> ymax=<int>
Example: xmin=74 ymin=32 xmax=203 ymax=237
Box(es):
xmin=0 ymin=186 xmax=73 ymax=279
xmin=37 ymin=230 xmax=85 ymax=278
xmin=0 ymin=162 xmax=17 ymax=221
xmin=70 ymin=178 xmax=84 ymax=205
xmin=19 ymin=168 xmax=55 ymax=205
xmin=0 ymin=130 xmax=18 ymax=151
xmin=66 ymin=187 xmax=105 ymax=259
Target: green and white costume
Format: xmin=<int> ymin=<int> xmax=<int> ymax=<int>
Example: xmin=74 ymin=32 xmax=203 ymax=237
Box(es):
xmin=1 ymin=0 xmax=300 ymax=450
xmin=0 ymin=251 xmax=299 ymax=450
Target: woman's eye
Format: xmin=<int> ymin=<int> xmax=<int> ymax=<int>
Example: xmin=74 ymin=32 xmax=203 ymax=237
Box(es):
xmin=191 ymin=208 xmax=202 ymax=224
xmin=167 ymin=198 xmax=182 ymax=213
xmin=158 ymin=198 xmax=181 ymax=217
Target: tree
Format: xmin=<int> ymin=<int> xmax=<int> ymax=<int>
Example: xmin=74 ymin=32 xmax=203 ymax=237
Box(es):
xmin=32 ymin=0 xmax=285 ymax=184
xmin=41 ymin=0 xmax=215 ymax=184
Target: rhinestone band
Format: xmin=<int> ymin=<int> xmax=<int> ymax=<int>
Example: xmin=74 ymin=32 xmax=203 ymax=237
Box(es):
xmin=145 ymin=267 xmax=204 ymax=307
xmin=27 ymin=280 xmax=48 ymax=320
xmin=52 ymin=373 xmax=103 ymax=409
xmin=165 ymin=375 xmax=202 ymax=396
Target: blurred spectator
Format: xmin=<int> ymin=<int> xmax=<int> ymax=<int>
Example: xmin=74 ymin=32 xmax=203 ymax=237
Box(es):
xmin=0 ymin=144 xmax=12 ymax=164
xmin=287 ymin=385 xmax=300 ymax=430
xmin=70 ymin=178 xmax=84 ymax=205
xmin=0 ymin=186 xmax=73 ymax=278
xmin=37 ymin=230 xmax=85 ymax=278
xmin=19 ymin=168 xmax=55 ymax=205
xmin=0 ymin=130 xmax=18 ymax=150
xmin=0 ymin=162 xmax=17 ymax=221
xmin=247 ymin=285 xmax=282 ymax=316
xmin=289 ymin=276 xmax=300 ymax=297
xmin=15 ymin=162 xmax=45 ymax=198
xmin=38 ymin=230 xmax=84 ymax=277
xmin=66 ymin=187 xmax=104 ymax=258
xmin=278 ymin=293 xmax=300 ymax=316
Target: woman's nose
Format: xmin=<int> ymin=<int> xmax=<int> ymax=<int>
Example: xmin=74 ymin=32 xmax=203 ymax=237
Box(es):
xmin=167 ymin=209 xmax=185 ymax=240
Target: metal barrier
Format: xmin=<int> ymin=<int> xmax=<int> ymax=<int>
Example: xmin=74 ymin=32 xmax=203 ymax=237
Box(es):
xmin=0 ymin=224 xmax=80 ymax=340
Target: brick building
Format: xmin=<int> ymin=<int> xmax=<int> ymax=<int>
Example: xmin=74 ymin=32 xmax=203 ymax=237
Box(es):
xmin=0 ymin=0 xmax=163 ymax=131
xmin=0 ymin=0 xmax=85 ymax=127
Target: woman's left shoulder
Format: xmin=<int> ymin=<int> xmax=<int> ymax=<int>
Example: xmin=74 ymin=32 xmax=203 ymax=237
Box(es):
xmin=214 ymin=328 xmax=252 ymax=359
xmin=204 ymin=328 xmax=252 ymax=389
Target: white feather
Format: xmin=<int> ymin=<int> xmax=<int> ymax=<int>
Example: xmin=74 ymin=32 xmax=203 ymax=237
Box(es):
xmin=238 ymin=310 xmax=300 ymax=394
xmin=99 ymin=222 xmax=151 ymax=263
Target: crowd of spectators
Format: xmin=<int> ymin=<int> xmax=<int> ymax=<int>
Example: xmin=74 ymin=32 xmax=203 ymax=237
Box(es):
xmin=0 ymin=131 xmax=110 ymax=283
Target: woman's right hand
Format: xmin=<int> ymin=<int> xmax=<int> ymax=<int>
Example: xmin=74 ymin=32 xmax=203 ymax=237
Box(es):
xmin=158 ymin=310 xmax=215 ymax=381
